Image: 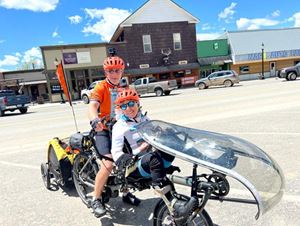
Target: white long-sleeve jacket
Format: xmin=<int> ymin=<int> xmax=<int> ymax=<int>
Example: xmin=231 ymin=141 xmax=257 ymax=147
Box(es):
xmin=111 ymin=112 xmax=149 ymax=163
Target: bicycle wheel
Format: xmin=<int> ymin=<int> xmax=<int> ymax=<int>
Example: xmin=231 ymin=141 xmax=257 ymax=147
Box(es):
xmin=153 ymin=199 xmax=213 ymax=226
xmin=73 ymin=152 xmax=99 ymax=206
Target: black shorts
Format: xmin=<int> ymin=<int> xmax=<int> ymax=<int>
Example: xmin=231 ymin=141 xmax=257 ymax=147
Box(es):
xmin=95 ymin=130 xmax=111 ymax=156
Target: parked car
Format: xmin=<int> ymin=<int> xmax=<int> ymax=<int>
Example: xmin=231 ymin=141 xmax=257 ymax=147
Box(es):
xmin=278 ymin=62 xmax=300 ymax=81
xmin=0 ymin=90 xmax=30 ymax=117
xmin=80 ymin=81 xmax=100 ymax=104
xmin=195 ymin=70 xmax=239 ymax=90
xmin=130 ymin=77 xmax=177 ymax=96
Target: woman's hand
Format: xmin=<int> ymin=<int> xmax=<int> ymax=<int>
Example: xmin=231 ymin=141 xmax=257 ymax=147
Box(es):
xmin=139 ymin=142 xmax=149 ymax=152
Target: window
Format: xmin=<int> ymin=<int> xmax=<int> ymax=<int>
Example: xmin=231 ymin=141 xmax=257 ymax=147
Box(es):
xmin=134 ymin=79 xmax=142 ymax=85
xmin=142 ymin=35 xmax=152 ymax=53
xmin=173 ymin=33 xmax=182 ymax=50
xmin=239 ymin=66 xmax=249 ymax=74
xmin=149 ymin=77 xmax=157 ymax=83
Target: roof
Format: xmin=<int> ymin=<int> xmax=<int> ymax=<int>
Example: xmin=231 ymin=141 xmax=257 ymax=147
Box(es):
xmin=226 ymin=27 xmax=300 ymax=55
xmin=124 ymin=63 xmax=199 ymax=75
xmin=40 ymin=42 xmax=107 ymax=50
xmin=111 ymin=0 xmax=199 ymax=42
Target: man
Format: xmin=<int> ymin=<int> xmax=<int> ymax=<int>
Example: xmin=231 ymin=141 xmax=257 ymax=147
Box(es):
xmin=111 ymin=88 xmax=198 ymax=222
xmin=88 ymin=56 xmax=140 ymax=217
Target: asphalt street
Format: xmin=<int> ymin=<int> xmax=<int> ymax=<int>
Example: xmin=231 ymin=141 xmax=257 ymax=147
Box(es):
xmin=0 ymin=78 xmax=299 ymax=226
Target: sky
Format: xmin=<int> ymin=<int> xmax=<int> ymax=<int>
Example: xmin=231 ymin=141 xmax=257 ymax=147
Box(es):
xmin=0 ymin=0 xmax=300 ymax=72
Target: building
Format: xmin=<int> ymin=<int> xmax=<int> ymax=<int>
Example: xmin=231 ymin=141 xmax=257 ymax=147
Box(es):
xmin=40 ymin=43 xmax=107 ymax=102
xmin=0 ymin=69 xmax=47 ymax=102
xmin=197 ymin=39 xmax=231 ymax=78
xmin=108 ymin=0 xmax=200 ymax=88
xmin=224 ymin=27 xmax=300 ymax=80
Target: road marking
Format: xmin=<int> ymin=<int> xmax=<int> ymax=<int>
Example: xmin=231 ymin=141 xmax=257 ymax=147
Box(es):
xmin=0 ymin=160 xmax=39 ymax=170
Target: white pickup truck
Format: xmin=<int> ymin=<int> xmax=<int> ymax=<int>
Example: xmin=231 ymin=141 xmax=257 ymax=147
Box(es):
xmin=131 ymin=77 xmax=177 ymax=96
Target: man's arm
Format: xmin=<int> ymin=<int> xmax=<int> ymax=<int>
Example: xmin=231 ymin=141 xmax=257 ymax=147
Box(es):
xmin=88 ymin=100 xmax=103 ymax=131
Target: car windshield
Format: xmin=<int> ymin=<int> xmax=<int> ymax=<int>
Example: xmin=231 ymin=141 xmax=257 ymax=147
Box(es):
xmin=136 ymin=120 xmax=285 ymax=219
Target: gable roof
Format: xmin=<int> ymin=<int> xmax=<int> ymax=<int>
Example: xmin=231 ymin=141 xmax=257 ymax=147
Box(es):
xmin=111 ymin=0 xmax=199 ymax=42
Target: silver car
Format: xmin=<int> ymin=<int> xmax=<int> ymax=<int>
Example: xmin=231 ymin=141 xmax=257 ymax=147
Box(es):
xmin=195 ymin=70 xmax=239 ymax=90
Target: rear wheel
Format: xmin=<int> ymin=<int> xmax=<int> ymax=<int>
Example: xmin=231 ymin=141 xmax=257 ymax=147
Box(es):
xmin=0 ymin=110 xmax=4 ymax=117
xmin=82 ymin=95 xmax=90 ymax=104
xmin=224 ymin=80 xmax=233 ymax=87
xmin=155 ymin=88 xmax=163 ymax=97
xmin=164 ymin=91 xmax=171 ymax=96
xmin=198 ymin=83 xmax=206 ymax=90
xmin=41 ymin=163 xmax=51 ymax=189
xmin=153 ymin=200 xmax=213 ymax=226
xmin=19 ymin=108 xmax=28 ymax=114
xmin=73 ymin=152 xmax=99 ymax=206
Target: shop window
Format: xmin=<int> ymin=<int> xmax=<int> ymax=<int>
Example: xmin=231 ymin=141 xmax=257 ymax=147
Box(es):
xmin=239 ymin=66 xmax=249 ymax=74
xmin=159 ymin=73 xmax=170 ymax=80
xmin=174 ymin=71 xmax=184 ymax=78
xmin=173 ymin=33 xmax=182 ymax=50
xmin=142 ymin=35 xmax=152 ymax=53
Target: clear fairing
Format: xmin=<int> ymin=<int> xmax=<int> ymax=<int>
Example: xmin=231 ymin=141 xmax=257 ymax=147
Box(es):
xmin=136 ymin=120 xmax=285 ymax=219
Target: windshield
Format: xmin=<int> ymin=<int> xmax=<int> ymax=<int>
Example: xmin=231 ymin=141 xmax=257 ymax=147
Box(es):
xmin=136 ymin=120 xmax=285 ymax=219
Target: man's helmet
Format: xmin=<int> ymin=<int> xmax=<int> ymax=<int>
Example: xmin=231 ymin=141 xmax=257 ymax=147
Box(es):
xmin=103 ymin=56 xmax=125 ymax=70
xmin=115 ymin=88 xmax=139 ymax=105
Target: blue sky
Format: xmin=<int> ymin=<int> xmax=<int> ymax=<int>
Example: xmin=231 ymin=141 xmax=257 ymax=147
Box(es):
xmin=0 ymin=0 xmax=299 ymax=72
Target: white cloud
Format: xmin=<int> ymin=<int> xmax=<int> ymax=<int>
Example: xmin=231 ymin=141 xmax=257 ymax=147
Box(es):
xmin=22 ymin=47 xmax=42 ymax=63
xmin=0 ymin=40 xmax=5 ymax=44
xmin=0 ymin=54 xmax=20 ymax=67
xmin=82 ymin=7 xmax=131 ymax=41
xmin=288 ymin=12 xmax=300 ymax=27
xmin=201 ymin=23 xmax=212 ymax=31
xmin=69 ymin=15 xmax=82 ymax=24
xmin=0 ymin=0 xmax=59 ymax=12
xmin=52 ymin=31 xmax=59 ymax=38
xmin=196 ymin=33 xmax=222 ymax=41
xmin=218 ymin=2 xmax=237 ymax=23
xmin=236 ymin=18 xmax=279 ymax=30
xmin=271 ymin=10 xmax=280 ymax=18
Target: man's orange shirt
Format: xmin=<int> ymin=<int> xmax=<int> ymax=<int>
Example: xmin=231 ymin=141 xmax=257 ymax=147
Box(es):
xmin=90 ymin=80 xmax=120 ymax=120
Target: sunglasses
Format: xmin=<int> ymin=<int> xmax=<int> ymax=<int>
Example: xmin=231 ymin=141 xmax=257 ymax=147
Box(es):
xmin=120 ymin=100 xmax=136 ymax=110
xmin=106 ymin=69 xmax=123 ymax=74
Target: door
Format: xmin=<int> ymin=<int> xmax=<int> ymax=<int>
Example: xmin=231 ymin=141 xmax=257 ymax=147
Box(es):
xmin=270 ymin=62 xmax=276 ymax=77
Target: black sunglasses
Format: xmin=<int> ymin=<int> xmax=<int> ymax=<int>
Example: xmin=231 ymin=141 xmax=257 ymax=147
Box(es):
xmin=120 ymin=101 xmax=136 ymax=110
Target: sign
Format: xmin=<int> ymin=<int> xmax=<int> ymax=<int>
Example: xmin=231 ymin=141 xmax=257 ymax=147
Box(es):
xmin=139 ymin=64 xmax=150 ymax=69
xmin=178 ymin=60 xmax=188 ymax=65
xmin=77 ymin=52 xmax=91 ymax=64
xmin=63 ymin=52 xmax=78 ymax=64
xmin=181 ymin=76 xmax=196 ymax=85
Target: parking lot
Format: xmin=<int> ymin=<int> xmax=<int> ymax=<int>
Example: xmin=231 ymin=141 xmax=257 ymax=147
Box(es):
xmin=1 ymin=78 xmax=300 ymax=226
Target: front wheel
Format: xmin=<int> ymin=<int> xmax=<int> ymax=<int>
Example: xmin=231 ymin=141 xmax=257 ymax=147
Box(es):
xmin=155 ymin=88 xmax=163 ymax=97
xmin=82 ymin=95 xmax=90 ymax=104
xmin=153 ymin=199 xmax=213 ymax=226
xmin=73 ymin=152 xmax=99 ymax=206
xmin=19 ymin=108 xmax=28 ymax=114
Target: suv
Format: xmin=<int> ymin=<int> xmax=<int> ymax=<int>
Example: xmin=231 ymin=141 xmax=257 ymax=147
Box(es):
xmin=278 ymin=62 xmax=300 ymax=81
xmin=80 ymin=81 xmax=100 ymax=104
xmin=195 ymin=70 xmax=239 ymax=90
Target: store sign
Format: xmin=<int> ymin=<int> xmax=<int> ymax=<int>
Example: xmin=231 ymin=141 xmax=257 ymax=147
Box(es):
xmin=77 ymin=52 xmax=91 ymax=64
xmin=236 ymin=48 xmax=300 ymax=62
xmin=63 ymin=52 xmax=78 ymax=64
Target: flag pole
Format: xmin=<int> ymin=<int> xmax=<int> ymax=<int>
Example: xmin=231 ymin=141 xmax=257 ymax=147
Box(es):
xmin=56 ymin=59 xmax=79 ymax=132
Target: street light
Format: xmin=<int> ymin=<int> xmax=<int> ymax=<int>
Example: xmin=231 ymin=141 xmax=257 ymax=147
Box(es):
xmin=261 ymin=42 xmax=265 ymax=80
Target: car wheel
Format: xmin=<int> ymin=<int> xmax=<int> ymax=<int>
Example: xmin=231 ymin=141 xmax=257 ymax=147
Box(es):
xmin=198 ymin=83 xmax=206 ymax=90
xmin=155 ymin=88 xmax=163 ymax=97
xmin=19 ymin=108 xmax=28 ymax=114
xmin=224 ymin=80 xmax=233 ymax=87
xmin=82 ymin=95 xmax=89 ymax=104
xmin=288 ymin=72 xmax=297 ymax=81
xmin=0 ymin=110 xmax=4 ymax=117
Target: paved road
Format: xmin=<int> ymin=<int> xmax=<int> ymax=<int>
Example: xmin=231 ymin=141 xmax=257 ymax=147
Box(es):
xmin=0 ymin=78 xmax=299 ymax=226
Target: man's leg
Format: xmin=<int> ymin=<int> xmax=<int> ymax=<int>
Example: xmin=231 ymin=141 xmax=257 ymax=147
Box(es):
xmin=94 ymin=158 xmax=113 ymax=199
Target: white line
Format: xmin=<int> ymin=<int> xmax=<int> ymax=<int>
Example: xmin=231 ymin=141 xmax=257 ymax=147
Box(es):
xmin=0 ymin=161 xmax=39 ymax=170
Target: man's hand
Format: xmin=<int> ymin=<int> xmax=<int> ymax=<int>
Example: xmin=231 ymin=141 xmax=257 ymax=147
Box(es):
xmin=139 ymin=142 xmax=149 ymax=152
xmin=90 ymin=118 xmax=103 ymax=131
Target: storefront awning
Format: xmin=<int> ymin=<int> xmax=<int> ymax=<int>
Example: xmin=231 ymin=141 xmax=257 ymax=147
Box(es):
xmin=198 ymin=55 xmax=232 ymax=66
xmin=19 ymin=80 xmax=47 ymax=85
xmin=124 ymin=63 xmax=200 ymax=76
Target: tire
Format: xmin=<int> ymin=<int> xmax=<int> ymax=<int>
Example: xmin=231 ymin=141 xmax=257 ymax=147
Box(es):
xmin=288 ymin=72 xmax=297 ymax=81
xmin=73 ymin=152 xmax=99 ymax=206
xmin=155 ymin=88 xmax=163 ymax=97
xmin=19 ymin=108 xmax=28 ymax=114
xmin=41 ymin=163 xmax=51 ymax=189
xmin=198 ymin=83 xmax=206 ymax=90
xmin=224 ymin=80 xmax=233 ymax=87
xmin=164 ymin=91 xmax=171 ymax=96
xmin=0 ymin=110 xmax=4 ymax=117
xmin=153 ymin=199 xmax=213 ymax=226
xmin=82 ymin=95 xmax=90 ymax=104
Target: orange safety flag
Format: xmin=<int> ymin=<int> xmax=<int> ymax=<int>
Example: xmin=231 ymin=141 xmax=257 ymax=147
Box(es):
xmin=56 ymin=61 xmax=72 ymax=106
